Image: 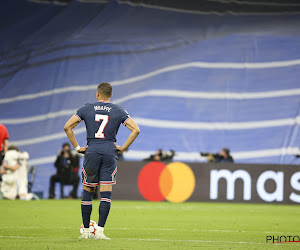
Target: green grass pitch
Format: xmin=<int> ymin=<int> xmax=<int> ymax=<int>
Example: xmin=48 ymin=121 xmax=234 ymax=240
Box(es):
xmin=0 ymin=200 xmax=299 ymax=249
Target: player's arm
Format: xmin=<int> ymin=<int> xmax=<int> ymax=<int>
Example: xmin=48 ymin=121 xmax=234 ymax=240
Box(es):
xmin=3 ymin=163 xmax=20 ymax=171
xmin=115 ymin=118 xmax=140 ymax=154
xmin=64 ymin=115 xmax=88 ymax=154
xmin=0 ymin=166 xmax=6 ymax=174
xmin=3 ymin=139 xmax=8 ymax=154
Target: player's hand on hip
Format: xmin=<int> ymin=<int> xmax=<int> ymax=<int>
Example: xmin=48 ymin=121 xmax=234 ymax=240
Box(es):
xmin=114 ymin=143 xmax=125 ymax=154
xmin=78 ymin=145 xmax=88 ymax=154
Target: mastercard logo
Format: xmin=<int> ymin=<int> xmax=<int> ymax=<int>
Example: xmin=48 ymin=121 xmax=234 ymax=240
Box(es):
xmin=137 ymin=161 xmax=196 ymax=203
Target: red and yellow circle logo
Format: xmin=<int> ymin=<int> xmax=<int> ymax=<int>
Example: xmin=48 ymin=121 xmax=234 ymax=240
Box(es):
xmin=137 ymin=161 xmax=196 ymax=203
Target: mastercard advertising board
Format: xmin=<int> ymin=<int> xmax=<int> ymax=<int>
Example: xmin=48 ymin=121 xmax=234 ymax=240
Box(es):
xmin=137 ymin=161 xmax=196 ymax=203
xmin=113 ymin=161 xmax=300 ymax=204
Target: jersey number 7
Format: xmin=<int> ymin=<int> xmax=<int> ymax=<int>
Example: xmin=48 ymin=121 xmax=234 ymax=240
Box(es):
xmin=95 ymin=114 xmax=109 ymax=138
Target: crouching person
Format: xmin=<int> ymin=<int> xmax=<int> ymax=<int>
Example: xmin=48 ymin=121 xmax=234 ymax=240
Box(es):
xmin=1 ymin=145 xmax=20 ymax=199
xmin=1 ymin=145 xmax=36 ymax=200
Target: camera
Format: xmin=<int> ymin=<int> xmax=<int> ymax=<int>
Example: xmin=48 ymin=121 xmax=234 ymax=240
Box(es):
xmin=161 ymin=150 xmax=175 ymax=160
xmin=200 ymin=152 xmax=223 ymax=162
xmin=200 ymin=152 xmax=222 ymax=158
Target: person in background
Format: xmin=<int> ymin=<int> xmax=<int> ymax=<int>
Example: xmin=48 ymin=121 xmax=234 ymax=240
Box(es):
xmin=0 ymin=123 xmax=9 ymax=166
xmin=219 ymin=148 xmax=234 ymax=163
xmin=0 ymin=145 xmax=20 ymax=199
xmin=143 ymin=149 xmax=175 ymax=162
xmin=143 ymin=149 xmax=163 ymax=161
xmin=49 ymin=143 xmax=80 ymax=199
xmin=202 ymin=148 xmax=234 ymax=163
xmin=1 ymin=145 xmax=36 ymax=200
xmin=68 ymin=150 xmax=80 ymax=198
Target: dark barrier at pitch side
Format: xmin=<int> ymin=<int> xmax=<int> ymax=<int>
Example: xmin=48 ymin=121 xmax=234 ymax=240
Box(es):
xmin=113 ymin=161 xmax=300 ymax=204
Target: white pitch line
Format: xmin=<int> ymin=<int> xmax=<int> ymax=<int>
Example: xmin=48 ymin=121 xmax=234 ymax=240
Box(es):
xmin=0 ymin=235 xmax=270 ymax=245
xmin=0 ymin=236 xmax=37 ymax=239
xmin=0 ymin=235 xmax=73 ymax=239
xmin=2 ymin=226 xmax=296 ymax=235
xmin=108 ymin=227 xmax=299 ymax=235
xmin=1 ymin=226 xmax=39 ymax=229
xmin=123 ymin=238 xmax=267 ymax=245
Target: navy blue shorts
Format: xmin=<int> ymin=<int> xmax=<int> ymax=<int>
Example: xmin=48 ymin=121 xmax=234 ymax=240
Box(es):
xmin=82 ymin=151 xmax=117 ymax=187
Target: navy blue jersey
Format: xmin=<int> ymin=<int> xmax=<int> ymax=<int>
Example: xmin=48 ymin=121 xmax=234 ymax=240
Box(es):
xmin=75 ymin=101 xmax=130 ymax=158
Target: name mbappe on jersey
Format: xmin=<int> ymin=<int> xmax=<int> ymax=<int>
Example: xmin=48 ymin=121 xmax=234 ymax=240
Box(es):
xmin=94 ymin=105 xmax=112 ymax=112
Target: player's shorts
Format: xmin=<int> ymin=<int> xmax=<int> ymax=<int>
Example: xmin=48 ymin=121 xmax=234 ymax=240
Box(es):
xmin=82 ymin=151 xmax=117 ymax=187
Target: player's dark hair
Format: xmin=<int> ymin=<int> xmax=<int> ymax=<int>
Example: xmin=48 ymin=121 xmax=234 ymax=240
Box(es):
xmin=7 ymin=145 xmax=19 ymax=151
xmin=97 ymin=82 xmax=112 ymax=98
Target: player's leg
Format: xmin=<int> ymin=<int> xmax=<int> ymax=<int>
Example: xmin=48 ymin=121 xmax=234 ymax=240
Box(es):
xmin=94 ymin=184 xmax=112 ymax=240
xmin=99 ymin=184 xmax=112 ymax=227
xmin=79 ymin=151 xmax=101 ymax=240
xmin=80 ymin=185 xmax=96 ymax=239
xmin=2 ymin=174 xmax=17 ymax=200
xmin=95 ymin=155 xmax=117 ymax=240
xmin=81 ymin=185 xmax=95 ymax=227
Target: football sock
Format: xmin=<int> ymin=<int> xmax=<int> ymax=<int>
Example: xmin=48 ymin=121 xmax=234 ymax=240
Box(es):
xmin=81 ymin=190 xmax=94 ymax=228
xmin=98 ymin=191 xmax=112 ymax=228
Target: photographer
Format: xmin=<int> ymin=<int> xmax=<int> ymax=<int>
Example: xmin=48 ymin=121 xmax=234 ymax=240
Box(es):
xmin=201 ymin=148 xmax=234 ymax=163
xmin=49 ymin=143 xmax=80 ymax=199
xmin=143 ymin=149 xmax=175 ymax=162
